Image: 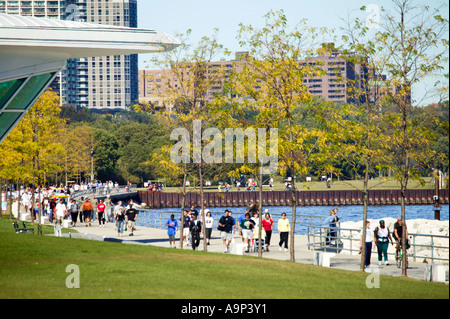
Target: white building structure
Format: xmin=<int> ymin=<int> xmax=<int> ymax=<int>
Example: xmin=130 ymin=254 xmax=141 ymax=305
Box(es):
xmin=0 ymin=12 xmax=180 ymax=143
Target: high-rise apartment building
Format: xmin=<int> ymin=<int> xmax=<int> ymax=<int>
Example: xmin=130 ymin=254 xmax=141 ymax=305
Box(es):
xmin=138 ymin=48 xmax=369 ymax=109
xmin=0 ymin=0 xmax=139 ymax=111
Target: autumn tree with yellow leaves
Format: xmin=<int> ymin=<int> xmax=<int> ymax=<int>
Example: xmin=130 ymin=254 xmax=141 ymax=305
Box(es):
xmin=230 ymin=10 xmax=333 ymax=261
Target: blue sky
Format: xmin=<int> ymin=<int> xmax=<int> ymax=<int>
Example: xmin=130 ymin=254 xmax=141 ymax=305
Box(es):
xmin=137 ymin=0 xmax=448 ymax=105
xmin=137 ymin=0 xmax=389 ymax=66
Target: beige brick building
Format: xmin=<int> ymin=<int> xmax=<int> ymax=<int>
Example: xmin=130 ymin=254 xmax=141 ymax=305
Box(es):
xmin=138 ymin=48 xmax=370 ymax=109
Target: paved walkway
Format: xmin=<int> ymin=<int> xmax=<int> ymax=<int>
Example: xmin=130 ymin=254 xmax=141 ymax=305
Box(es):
xmin=59 ymin=220 xmax=429 ymax=281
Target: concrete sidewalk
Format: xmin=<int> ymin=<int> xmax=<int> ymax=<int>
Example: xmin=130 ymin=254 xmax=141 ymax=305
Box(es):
xmin=59 ymin=220 xmax=428 ymax=281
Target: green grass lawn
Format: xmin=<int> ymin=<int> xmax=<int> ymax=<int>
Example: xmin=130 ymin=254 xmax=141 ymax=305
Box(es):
xmin=0 ymin=218 xmax=448 ymax=299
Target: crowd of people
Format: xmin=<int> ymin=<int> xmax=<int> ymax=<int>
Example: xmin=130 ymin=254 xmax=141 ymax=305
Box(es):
xmin=17 ymin=185 xmax=139 ymax=238
xmin=220 ymin=178 xmax=274 ymax=192
xmin=18 ymin=181 xmax=123 ymax=197
xmin=360 ymin=218 xmax=410 ymax=268
xmin=146 ymin=182 xmax=164 ymax=192
xmin=63 ymin=197 xmax=139 ymax=237
xmin=165 ymin=203 xmax=298 ymax=254
xmin=15 ymin=185 xmax=415 ymax=268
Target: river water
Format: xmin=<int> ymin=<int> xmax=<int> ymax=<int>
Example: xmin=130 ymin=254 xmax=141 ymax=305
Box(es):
xmin=146 ymin=204 xmax=449 ymax=222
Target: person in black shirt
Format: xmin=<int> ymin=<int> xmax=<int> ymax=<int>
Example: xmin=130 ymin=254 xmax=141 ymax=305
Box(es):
xmin=393 ymin=218 xmax=410 ymax=252
xmin=181 ymin=210 xmax=191 ymax=248
xmin=125 ymin=204 xmax=138 ymax=236
xmin=115 ymin=207 xmax=125 ymax=237
xmin=218 ymin=210 xmax=235 ymax=253
xmin=189 ymin=212 xmax=202 ymax=250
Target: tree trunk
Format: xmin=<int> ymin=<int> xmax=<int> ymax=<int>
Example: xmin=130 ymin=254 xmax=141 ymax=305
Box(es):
xmin=400 ymin=98 xmax=409 ymax=276
xmin=199 ymin=162 xmax=207 ymax=252
xmin=258 ymin=169 xmax=263 ymax=257
xmin=16 ymin=179 xmax=20 ymax=222
xmin=360 ymin=169 xmax=370 ymax=271
xmin=179 ymin=163 xmax=187 ymax=249
xmin=288 ymin=117 xmax=296 ymax=262
xmin=8 ymin=180 xmax=13 ymax=221
xmin=400 ymin=166 xmax=409 ymax=277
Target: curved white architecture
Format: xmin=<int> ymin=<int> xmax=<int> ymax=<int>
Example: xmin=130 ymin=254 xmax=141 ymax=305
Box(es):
xmin=0 ymin=13 xmax=180 ymax=143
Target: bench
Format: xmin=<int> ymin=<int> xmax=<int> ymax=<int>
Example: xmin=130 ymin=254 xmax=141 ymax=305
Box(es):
xmin=313 ymin=251 xmax=336 ymax=267
xmin=13 ymin=221 xmax=34 ymax=234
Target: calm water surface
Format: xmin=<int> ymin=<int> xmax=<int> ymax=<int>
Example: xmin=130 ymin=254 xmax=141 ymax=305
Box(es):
xmin=147 ymin=204 xmax=448 ymax=221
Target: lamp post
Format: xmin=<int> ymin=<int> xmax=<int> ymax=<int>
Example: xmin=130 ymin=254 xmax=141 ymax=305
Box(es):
xmin=433 ymin=169 xmax=441 ymax=220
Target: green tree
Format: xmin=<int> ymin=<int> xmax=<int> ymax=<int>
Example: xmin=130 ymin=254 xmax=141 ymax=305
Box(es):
xmin=93 ymin=130 xmax=119 ymax=182
xmin=338 ymin=10 xmax=395 ymax=271
xmin=0 ymin=89 xmax=66 ymax=185
xmin=64 ymin=123 xmax=95 ymax=184
xmin=375 ymin=0 xmax=448 ymax=276
xmin=0 ymin=89 xmax=66 ymax=222
xmin=146 ymin=29 xmax=230 ymax=250
xmin=115 ymin=122 xmax=171 ymax=183
xmin=233 ymin=10 xmax=330 ymax=261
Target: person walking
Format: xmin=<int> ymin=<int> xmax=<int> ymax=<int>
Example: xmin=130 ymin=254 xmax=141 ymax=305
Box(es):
xmin=113 ymin=200 xmax=123 ymax=222
xmin=91 ymin=195 xmax=98 ymax=222
xmin=125 ymin=203 xmax=138 ymax=236
xmin=115 ymin=206 xmax=125 ymax=237
xmin=262 ymin=211 xmax=274 ymax=251
xmin=77 ymin=197 xmax=84 ymax=224
xmin=69 ymin=198 xmax=79 ymax=227
xmin=104 ymin=195 xmax=113 ymax=222
xmin=181 ymin=210 xmax=191 ymax=248
xmin=253 ymin=223 xmax=266 ymax=253
xmin=218 ymin=210 xmax=235 ymax=253
xmin=277 ymin=213 xmax=290 ymax=251
xmin=49 ymin=199 xmax=56 ymax=224
xmin=374 ymin=220 xmax=394 ymax=265
xmin=360 ymin=221 xmax=374 ymax=268
xmin=54 ymin=198 xmax=67 ymax=237
xmin=324 ymin=208 xmax=339 ymax=246
xmin=189 ymin=212 xmax=202 ymax=250
xmin=166 ymin=214 xmax=178 ymax=248
xmin=204 ymin=211 xmax=214 ymax=245
xmin=240 ymin=212 xmax=256 ymax=253
xmin=82 ymin=197 xmax=93 ymax=227
xmin=237 ymin=211 xmax=247 ymax=243
xmin=97 ymin=199 xmax=106 ymax=227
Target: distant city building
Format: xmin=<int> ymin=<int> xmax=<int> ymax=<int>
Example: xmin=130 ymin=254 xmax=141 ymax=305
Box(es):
xmin=301 ymin=45 xmax=367 ymax=105
xmin=138 ymin=69 xmax=173 ymax=108
xmin=0 ymin=0 xmax=139 ymax=111
xmin=138 ymin=47 xmax=373 ymax=109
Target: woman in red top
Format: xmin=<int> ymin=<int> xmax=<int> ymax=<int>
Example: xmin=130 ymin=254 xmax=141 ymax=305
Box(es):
xmin=97 ymin=199 xmax=106 ymax=227
xmin=261 ymin=212 xmax=274 ymax=251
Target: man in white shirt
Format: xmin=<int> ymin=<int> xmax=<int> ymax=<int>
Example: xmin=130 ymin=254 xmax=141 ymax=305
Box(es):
xmin=21 ymin=191 xmax=31 ymax=213
xmin=360 ymin=221 xmax=374 ymax=268
xmin=55 ymin=199 xmax=67 ymax=237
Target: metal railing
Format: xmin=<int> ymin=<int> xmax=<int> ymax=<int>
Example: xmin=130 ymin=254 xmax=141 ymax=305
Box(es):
xmin=306 ymin=224 xmax=449 ymax=264
xmin=71 ymin=184 xmax=137 ymax=201
xmin=408 ymin=233 xmax=449 ymax=263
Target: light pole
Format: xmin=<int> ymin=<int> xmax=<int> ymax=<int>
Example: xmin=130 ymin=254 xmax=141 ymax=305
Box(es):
xmin=433 ymin=169 xmax=441 ymax=220
xmin=91 ymin=147 xmax=94 ymax=183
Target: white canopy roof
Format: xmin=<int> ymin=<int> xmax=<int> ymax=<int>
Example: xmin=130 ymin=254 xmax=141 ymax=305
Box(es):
xmin=0 ymin=13 xmax=180 ymax=78
xmin=0 ymin=13 xmax=180 ymax=143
